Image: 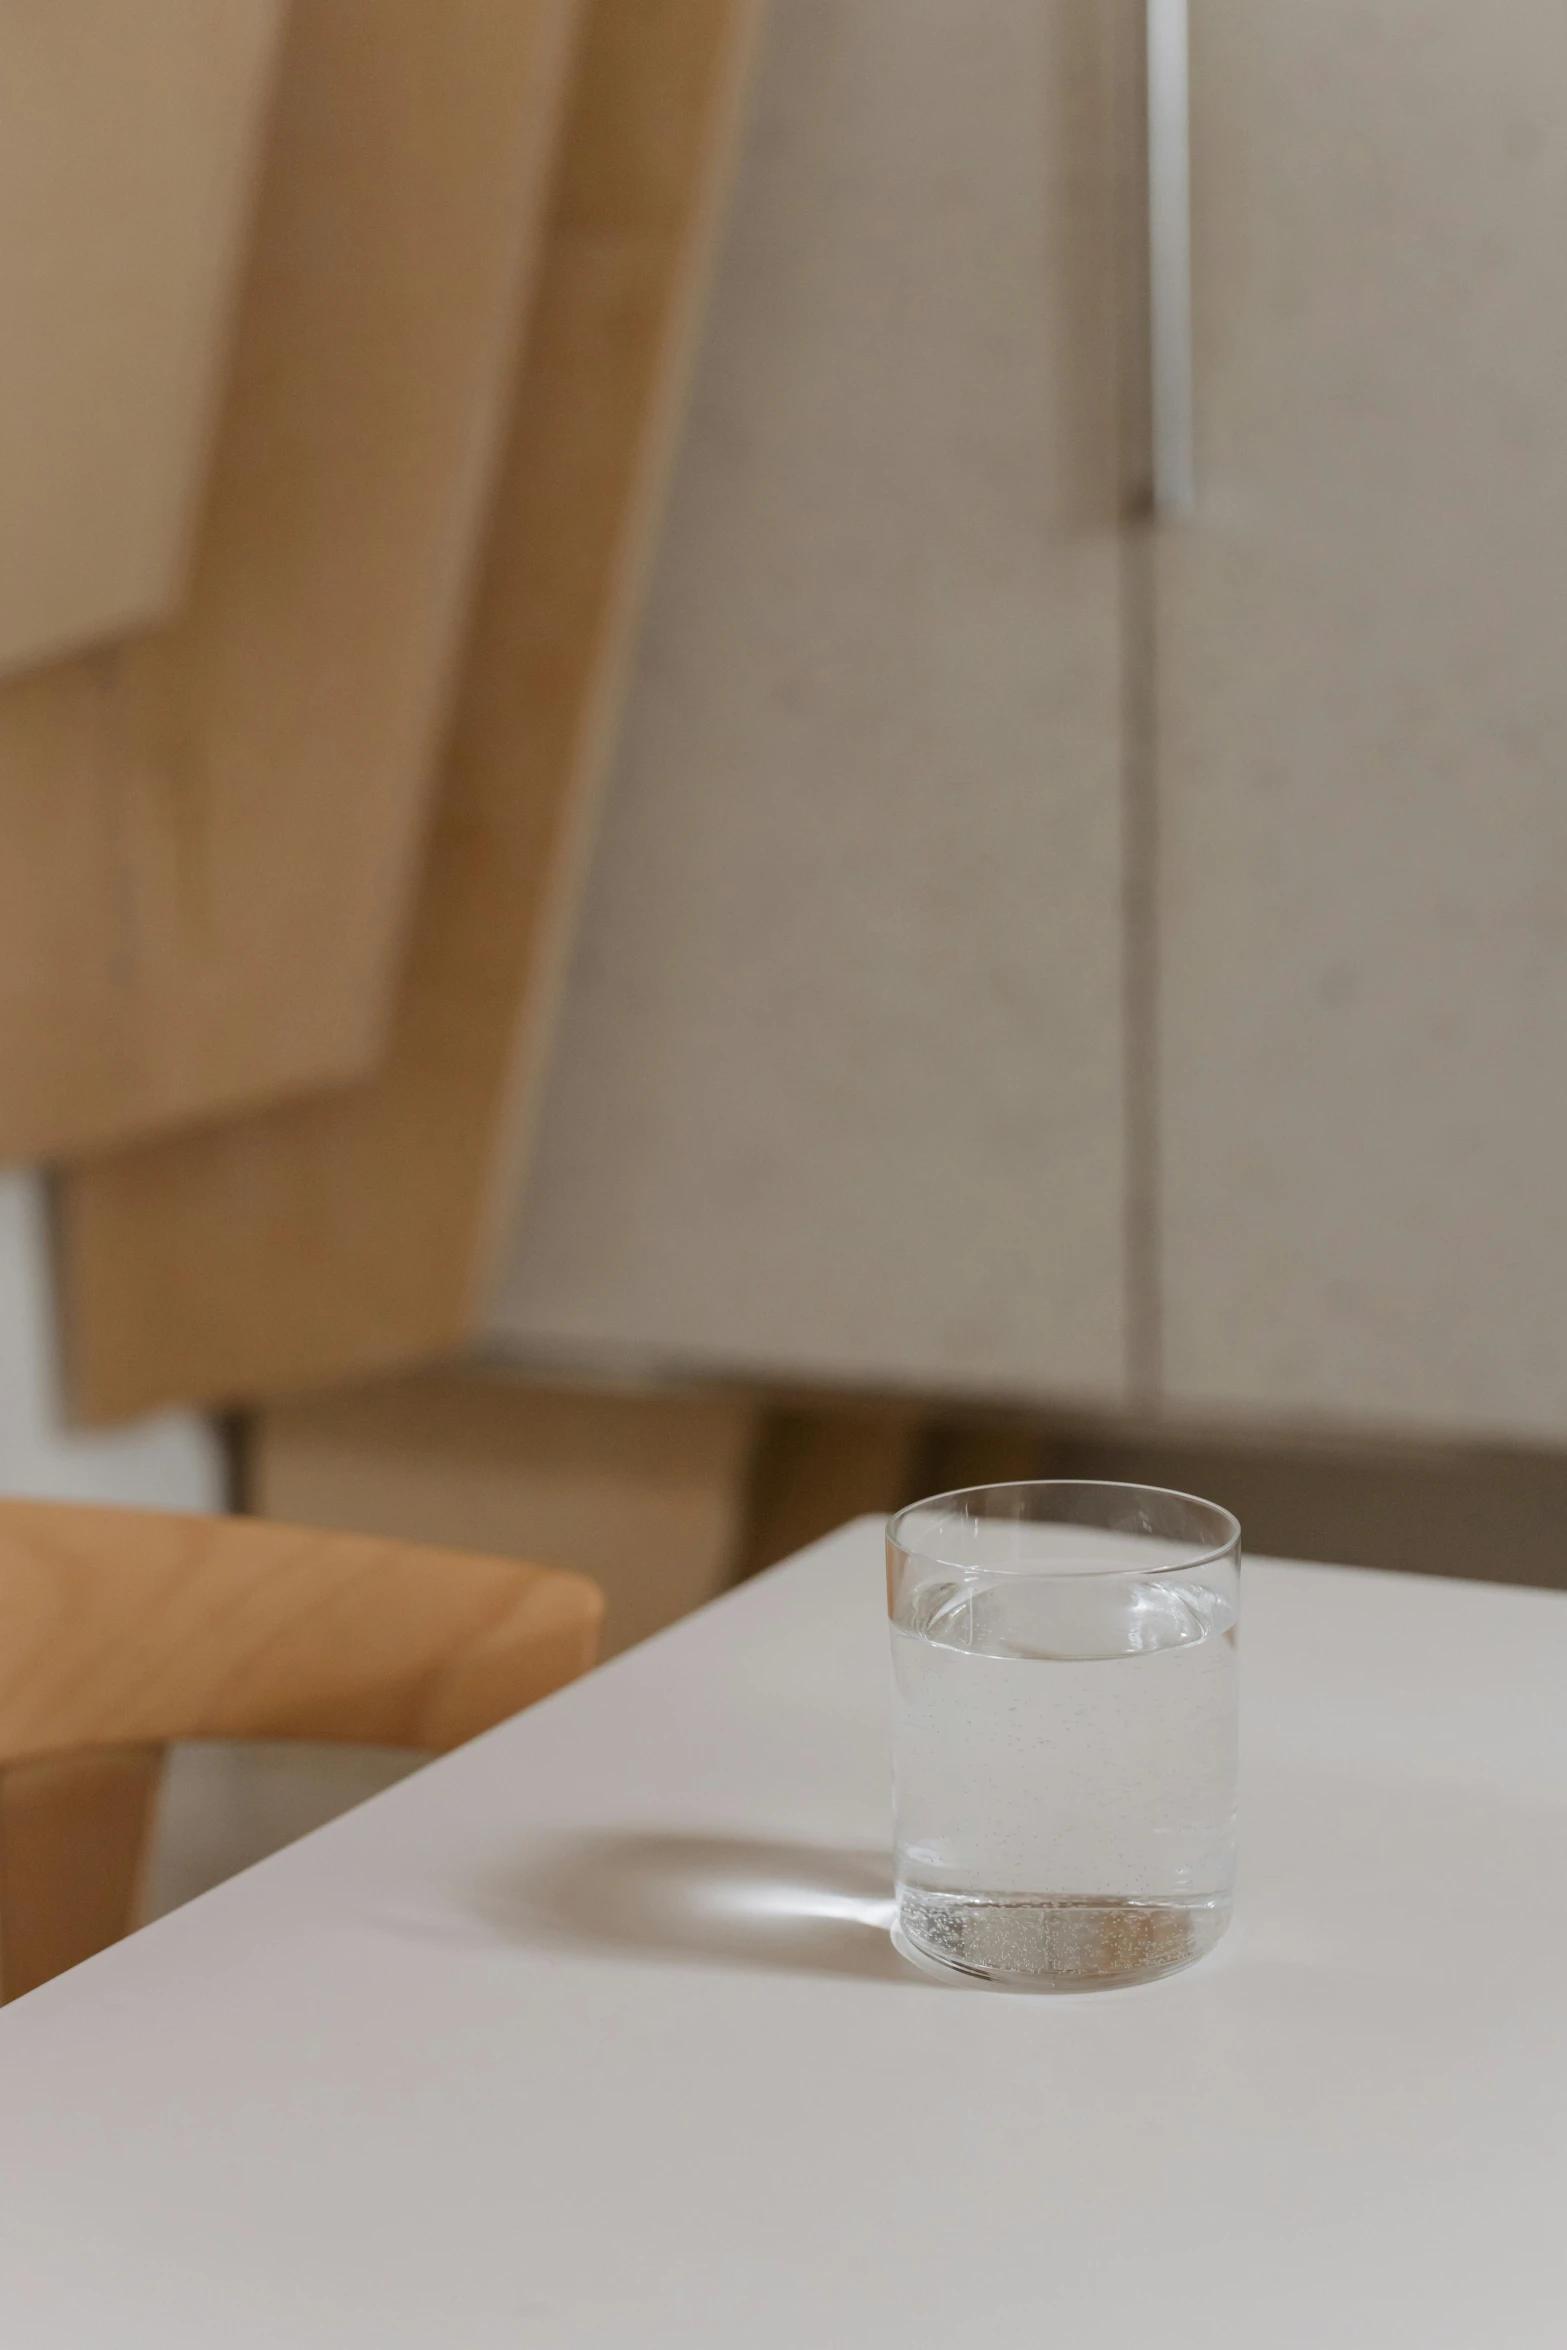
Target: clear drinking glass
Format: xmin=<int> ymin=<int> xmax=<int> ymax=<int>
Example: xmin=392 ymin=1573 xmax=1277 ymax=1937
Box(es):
xmin=888 ymin=1481 xmax=1240 ymax=1989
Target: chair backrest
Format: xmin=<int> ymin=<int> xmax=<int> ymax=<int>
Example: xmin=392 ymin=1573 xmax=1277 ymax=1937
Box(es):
xmin=0 ymin=1500 xmax=603 ymax=1999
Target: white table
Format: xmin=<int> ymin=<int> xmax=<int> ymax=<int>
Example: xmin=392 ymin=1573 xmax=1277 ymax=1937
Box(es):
xmin=1 ymin=1520 xmax=1564 ymax=2346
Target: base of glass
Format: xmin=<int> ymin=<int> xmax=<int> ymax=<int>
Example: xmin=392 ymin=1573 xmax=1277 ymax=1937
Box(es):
xmin=896 ymin=1888 xmax=1230 ymax=1990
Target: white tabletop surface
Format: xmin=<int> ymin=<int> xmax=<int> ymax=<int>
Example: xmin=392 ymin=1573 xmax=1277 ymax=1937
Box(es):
xmin=1 ymin=1519 xmax=1564 ymax=2346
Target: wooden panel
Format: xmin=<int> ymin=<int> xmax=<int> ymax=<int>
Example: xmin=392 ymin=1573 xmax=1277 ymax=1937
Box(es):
xmin=61 ymin=0 xmax=765 ymax=1417
xmin=491 ymin=0 xmax=1131 ymax=1404
xmin=0 ymin=0 xmax=286 ymax=676
xmin=1160 ymin=1 xmax=1567 ymax=1438
xmin=732 ymin=1405 xmax=927 ymax=1584
xmin=252 ymin=1370 xmax=759 ymax=1657
xmin=0 ymin=0 xmax=584 ymax=1162
xmin=0 ymin=1169 xmax=223 ymax=1512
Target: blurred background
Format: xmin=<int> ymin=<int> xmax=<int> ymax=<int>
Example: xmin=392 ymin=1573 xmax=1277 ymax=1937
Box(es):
xmin=8 ymin=0 xmax=1567 ymax=1659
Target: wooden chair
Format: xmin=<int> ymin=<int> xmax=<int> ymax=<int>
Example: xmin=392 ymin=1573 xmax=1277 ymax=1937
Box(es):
xmin=0 ymin=1499 xmax=603 ymax=2002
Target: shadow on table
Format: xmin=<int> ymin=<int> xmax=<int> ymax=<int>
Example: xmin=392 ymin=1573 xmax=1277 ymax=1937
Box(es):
xmin=492 ymin=1832 xmax=922 ymax=1984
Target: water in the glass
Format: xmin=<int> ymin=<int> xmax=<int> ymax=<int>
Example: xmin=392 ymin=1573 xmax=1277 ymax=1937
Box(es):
xmin=892 ymin=1531 xmax=1237 ymax=1987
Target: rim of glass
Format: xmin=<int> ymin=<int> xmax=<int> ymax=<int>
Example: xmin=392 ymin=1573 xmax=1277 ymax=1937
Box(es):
xmin=886 ymin=1478 xmax=1241 ymax=1580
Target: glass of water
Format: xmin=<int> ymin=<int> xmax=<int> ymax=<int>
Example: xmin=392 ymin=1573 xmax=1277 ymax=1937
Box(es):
xmin=888 ymin=1481 xmax=1240 ymax=1989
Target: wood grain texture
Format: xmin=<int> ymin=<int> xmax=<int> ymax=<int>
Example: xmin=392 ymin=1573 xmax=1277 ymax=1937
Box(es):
xmin=0 ymin=1499 xmax=602 ymax=1760
xmin=61 ymin=0 xmax=765 ymax=1419
xmin=252 ymin=1369 xmax=759 ymax=1658
xmin=492 ymin=0 xmax=1130 ymax=1404
xmin=1159 ymin=0 xmax=1567 ymax=1439
xmin=0 ymin=1497 xmax=601 ymax=1996
xmin=0 ymin=0 xmax=286 ymax=677
xmin=0 ymin=0 xmax=585 ymax=1163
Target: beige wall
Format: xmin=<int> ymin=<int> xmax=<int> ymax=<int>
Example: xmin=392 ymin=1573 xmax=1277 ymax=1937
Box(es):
xmin=1159 ymin=0 xmax=1567 ymax=1439
xmin=498 ymin=0 xmax=1567 ymax=1450
xmin=495 ymin=0 xmax=1131 ymax=1407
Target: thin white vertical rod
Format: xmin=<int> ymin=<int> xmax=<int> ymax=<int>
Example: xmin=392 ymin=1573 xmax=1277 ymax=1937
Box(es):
xmin=1147 ymin=0 xmax=1194 ymax=513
